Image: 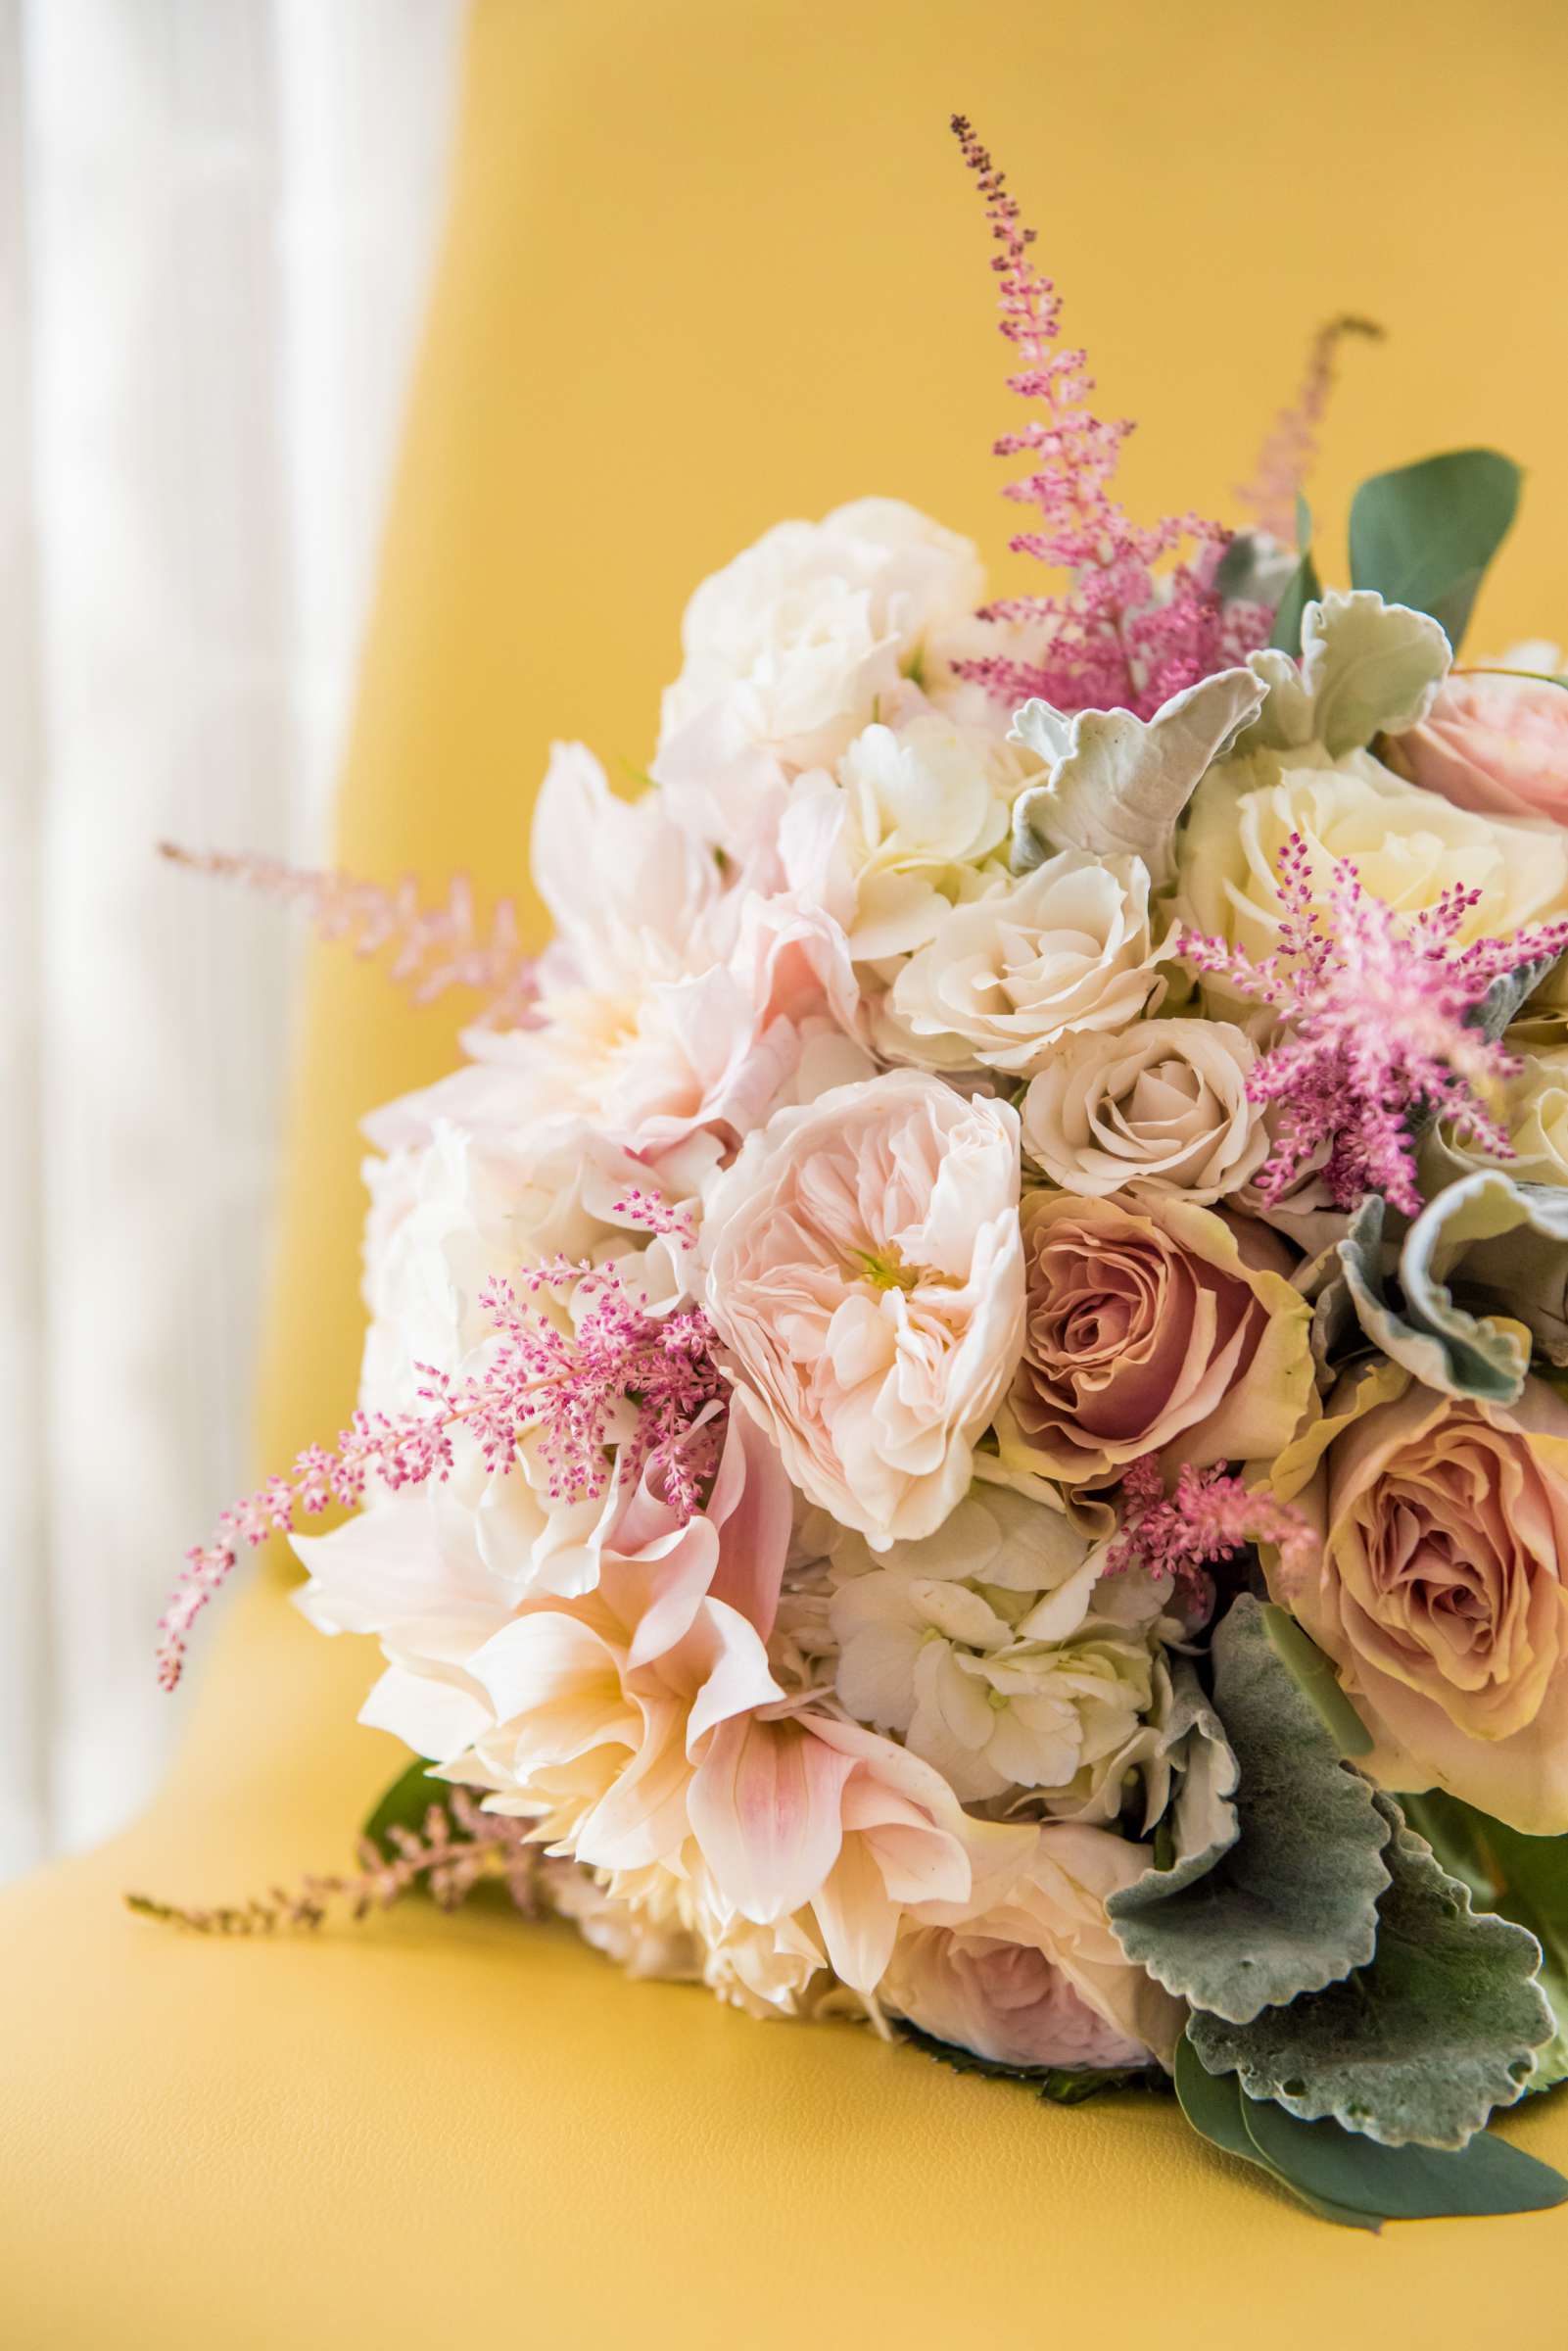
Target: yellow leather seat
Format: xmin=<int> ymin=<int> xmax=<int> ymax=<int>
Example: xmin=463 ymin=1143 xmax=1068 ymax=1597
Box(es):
xmin=7 ymin=4 xmax=1568 ymax=2342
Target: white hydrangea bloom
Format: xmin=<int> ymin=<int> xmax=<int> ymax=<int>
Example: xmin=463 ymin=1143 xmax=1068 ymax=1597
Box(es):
xmin=825 ymin=1486 xmax=1178 ymax=1809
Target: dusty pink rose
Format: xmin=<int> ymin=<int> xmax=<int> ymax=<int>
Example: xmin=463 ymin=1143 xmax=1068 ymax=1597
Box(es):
xmin=701 ymin=1074 xmax=1024 ymax=1545
xmin=997 ymin=1189 xmax=1314 ymax=1488
xmin=1271 ymin=1364 xmax=1568 ymax=1833
xmin=1386 ymin=670 xmax=1568 ymax=823
xmin=879 ymin=1823 xmax=1183 ymax=2069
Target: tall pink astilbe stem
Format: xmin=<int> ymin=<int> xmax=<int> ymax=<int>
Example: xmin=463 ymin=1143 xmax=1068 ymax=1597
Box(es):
xmin=126 ymin=1793 xmax=539 ymax=1934
xmin=948 ymin=115 xmax=1259 ymax=717
xmin=1235 ymin=314 xmax=1383 ymax=544
xmin=1177 ymin=835 xmax=1568 ymax=1216
xmin=160 ymin=841 xmax=539 ymax=1024
xmin=157 ymin=1212 xmax=726 ymax=1692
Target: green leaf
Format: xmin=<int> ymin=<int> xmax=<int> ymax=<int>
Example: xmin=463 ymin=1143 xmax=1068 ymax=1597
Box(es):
xmin=1107 ymin=1597 xmax=1391 ymax=2021
xmin=1243 ymin=591 xmax=1450 ymax=756
xmin=1008 ymin=666 xmax=1266 ymax=890
xmin=1241 ymin=2089 xmax=1568 ymax=2221
xmin=1264 ymin=496 xmax=1318 ymax=656
xmin=362 ymin=1758 xmax=452 ymax=1859
xmin=1189 ymin=1794 xmax=1553 ymax=2147
xmin=899 ymin=2021 xmax=1159 ymax=2106
xmin=1174 ymin=2034 xmax=1383 ymax=2229
xmin=1259 ymin=1603 xmax=1373 ymax=1757
xmin=1402 ymin=1790 xmax=1568 ymax=2095
xmin=1349 ymin=449 xmax=1523 ymax=652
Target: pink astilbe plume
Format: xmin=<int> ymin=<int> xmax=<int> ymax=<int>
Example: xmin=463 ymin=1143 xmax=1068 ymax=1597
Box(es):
xmin=157 ymin=1211 xmax=726 ymax=1691
xmin=1107 ymin=1454 xmax=1314 ymax=1613
xmin=1235 ymin=314 xmax=1383 ymax=544
xmin=1177 ymin=835 xmax=1568 ymax=1217
xmin=949 ymin=115 xmax=1262 ymax=717
xmin=126 ymin=1792 xmax=539 ymax=1935
xmin=160 ymin=841 xmax=538 ymax=1024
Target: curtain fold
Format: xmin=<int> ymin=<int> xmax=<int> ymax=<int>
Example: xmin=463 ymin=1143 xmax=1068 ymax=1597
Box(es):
xmin=0 ymin=0 xmax=464 ymax=1874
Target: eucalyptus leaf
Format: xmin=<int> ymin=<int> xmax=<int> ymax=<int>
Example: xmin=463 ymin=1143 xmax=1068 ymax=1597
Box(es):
xmin=899 ymin=2021 xmax=1158 ymax=2105
xmin=1240 ymin=591 xmax=1450 ymax=756
xmin=1174 ymin=2035 xmax=1382 ymax=2230
xmin=1402 ymin=1791 xmax=1568 ymax=2095
xmin=1107 ymin=1596 xmax=1391 ymax=2021
xmin=1008 ymin=666 xmax=1266 ymax=889
xmin=1264 ymin=497 xmax=1319 ymax=657
xmin=1240 ymin=2089 xmax=1567 ymax=2221
xmin=1349 ymin=449 xmax=1523 ymax=652
xmin=1336 ymin=1183 xmax=1533 ymax=1404
xmin=1189 ymin=1794 xmax=1553 ymax=2148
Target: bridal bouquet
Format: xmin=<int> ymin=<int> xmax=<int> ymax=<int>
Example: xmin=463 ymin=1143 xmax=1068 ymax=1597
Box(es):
xmin=146 ymin=120 xmax=1568 ymax=2231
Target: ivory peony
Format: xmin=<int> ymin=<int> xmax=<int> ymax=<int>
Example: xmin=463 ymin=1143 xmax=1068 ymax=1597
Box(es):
xmin=658 ymin=499 xmax=985 ymax=770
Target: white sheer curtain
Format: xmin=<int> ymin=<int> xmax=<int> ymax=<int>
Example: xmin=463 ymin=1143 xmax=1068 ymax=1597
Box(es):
xmin=0 ymin=0 xmax=466 ymax=1877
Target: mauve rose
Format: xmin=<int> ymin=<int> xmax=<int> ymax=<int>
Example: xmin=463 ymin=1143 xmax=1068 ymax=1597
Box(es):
xmin=997 ymin=1190 xmax=1314 ymax=1488
xmin=1386 ymin=668 xmax=1568 ymax=824
xmin=1270 ymin=1364 xmax=1568 ymax=1833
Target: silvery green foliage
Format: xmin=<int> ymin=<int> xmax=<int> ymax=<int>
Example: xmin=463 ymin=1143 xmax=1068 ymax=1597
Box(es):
xmin=1236 ymin=590 xmax=1450 ymax=758
xmin=1340 ymin=1173 xmax=1568 ymax=1399
xmin=1008 ymin=666 xmax=1266 ymax=890
xmin=1188 ymin=1795 xmax=1553 ymax=2149
xmin=1107 ymin=1597 xmax=1391 ymax=2022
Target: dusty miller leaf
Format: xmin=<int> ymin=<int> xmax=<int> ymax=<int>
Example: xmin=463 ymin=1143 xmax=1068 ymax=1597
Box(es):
xmin=1402 ymin=1790 xmax=1568 ymax=2095
xmin=1107 ymin=1596 xmax=1391 ymax=2022
xmin=1344 ymin=1171 xmax=1568 ymax=1393
xmin=1008 ymin=666 xmax=1266 ymax=890
xmin=1238 ymin=591 xmax=1450 ymax=757
xmin=1336 ymin=1182 xmax=1535 ymax=1404
xmin=1189 ymin=1795 xmax=1553 ymax=2148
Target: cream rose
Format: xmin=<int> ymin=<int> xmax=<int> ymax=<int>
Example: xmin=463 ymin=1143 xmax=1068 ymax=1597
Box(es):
xmin=701 ymin=1074 xmax=1024 ymax=1545
xmin=1021 ymin=1018 xmax=1266 ymax=1202
xmin=659 ymin=499 xmax=985 ymax=769
xmin=1385 ymin=664 xmax=1568 ymax=824
xmin=998 ymin=1190 xmax=1314 ymax=1489
xmin=879 ymin=1824 xmax=1184 ymax=2069
xmin=881 ymin=850 xmax=1165 ymax=1077
xmin=1179 ymin=744 xmax=1568 ymax=971
xmin=1271 ymin=1366 xmax=1568 ymax=1833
